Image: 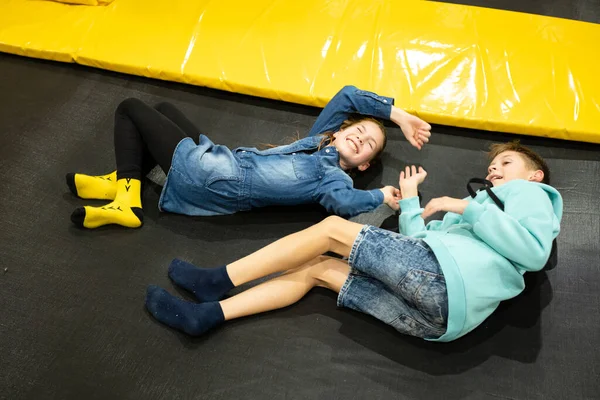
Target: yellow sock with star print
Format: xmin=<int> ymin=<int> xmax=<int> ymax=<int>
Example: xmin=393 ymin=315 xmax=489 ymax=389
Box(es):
xmin=66 ymin=171 xmax=117 ymax=200
xmin=71 ymin=178 xmax=143 ymax=229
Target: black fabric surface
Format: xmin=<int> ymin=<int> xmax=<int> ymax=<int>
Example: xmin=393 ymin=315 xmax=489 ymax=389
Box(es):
xmin=0 ymin=50 xmax=599 ymax=400
xmin=436 ymin=0 xmax=600 ymax=24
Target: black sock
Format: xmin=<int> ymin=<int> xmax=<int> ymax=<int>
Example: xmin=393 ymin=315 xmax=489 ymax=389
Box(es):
xmin=145 ymin=286 xmax=224 ymax=336
xmin=168 ymin=259 xmax=234 ymax=302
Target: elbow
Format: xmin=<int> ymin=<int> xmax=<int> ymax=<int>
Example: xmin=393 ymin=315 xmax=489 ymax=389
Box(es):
xmin=323 ymin=201 xmax=357 ymax=219
xmin=529 ymin=232 xmax=555 ymax=270
xmin=329 ymin=206 xmax=355 ymax=219
xmin=340 ymin=85 xmax=358 ymax=96
xmin=523 ymin=245 xmax=552 ymax=272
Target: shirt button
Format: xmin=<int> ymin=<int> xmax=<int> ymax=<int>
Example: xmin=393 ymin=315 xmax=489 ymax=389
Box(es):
xmin=325 ymin=149 xmax=330 ymax=153
xmin=383 ymin=99 xmax=387 ymax=103
xmin=292 ymin=152 xmax=296 ymax=155
xmin=241 ymin=150 xmax=246 ymax=153
xmin=318 ymin=176 xmax=322 ymax=179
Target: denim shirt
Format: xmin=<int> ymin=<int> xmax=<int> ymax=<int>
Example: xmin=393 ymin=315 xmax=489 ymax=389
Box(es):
xmin=159 ymin=86 xmax=395 ymax=218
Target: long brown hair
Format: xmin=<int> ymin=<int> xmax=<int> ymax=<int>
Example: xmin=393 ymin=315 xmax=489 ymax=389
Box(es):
xmin=319 ymin=117 xmax=387 ymax=166
xmin=261 ymin=117 xmax=387 ymax=169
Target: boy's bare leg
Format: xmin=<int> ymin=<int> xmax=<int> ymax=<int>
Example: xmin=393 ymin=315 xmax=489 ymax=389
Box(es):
xmin=146 ymin=216 xmax=363 ymax=335
xmin=221 ymin=256 xmax=350 ymax=320
xmin=226 ymin=216 xmax=363 ymax=286
xmin=146 ymin=256 xmax=350 ymax=335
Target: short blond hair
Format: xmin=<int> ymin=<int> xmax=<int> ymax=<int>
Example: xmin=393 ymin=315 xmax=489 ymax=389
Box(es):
xmin=488 ymin=141 xmax=550 ymax=184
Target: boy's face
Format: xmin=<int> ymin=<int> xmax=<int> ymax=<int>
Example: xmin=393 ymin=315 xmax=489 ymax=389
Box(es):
xmin=486 ymin=151 xmax=544 ymax=187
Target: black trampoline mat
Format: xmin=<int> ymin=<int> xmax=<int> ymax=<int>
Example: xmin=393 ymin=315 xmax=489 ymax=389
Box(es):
xmin=435 ymin=0 xmax=600 ymax=24
xmin=0 ymin=53 xmax=599 ymax=400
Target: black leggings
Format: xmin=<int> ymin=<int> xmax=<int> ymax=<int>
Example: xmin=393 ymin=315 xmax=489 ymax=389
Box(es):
xmin=114 ymin=98 xmax=200 ymax=180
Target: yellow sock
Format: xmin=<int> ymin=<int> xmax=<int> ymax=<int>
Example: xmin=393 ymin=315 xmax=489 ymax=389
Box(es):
xmin=71 ymin=178 xmax=143 ymax=229
xmin=66 ymin=171 xmax=117 ymax=200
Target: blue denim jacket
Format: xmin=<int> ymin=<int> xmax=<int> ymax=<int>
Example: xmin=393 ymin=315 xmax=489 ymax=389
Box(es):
xmin=159 ymin=86 xmax=395 ymax=218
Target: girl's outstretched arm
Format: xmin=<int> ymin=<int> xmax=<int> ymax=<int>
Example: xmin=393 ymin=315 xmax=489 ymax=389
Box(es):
xmin=308 ymin=85 xmax=394 ymax=136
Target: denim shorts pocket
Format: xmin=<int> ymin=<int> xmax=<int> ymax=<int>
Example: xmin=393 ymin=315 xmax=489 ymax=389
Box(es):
xmin=292 ymin=154 xmax=322 ymax=180
xmin=397 ymin=269 xmax=447 ymax=327
xmin=389 ymin=314 xmax=441 ymax=338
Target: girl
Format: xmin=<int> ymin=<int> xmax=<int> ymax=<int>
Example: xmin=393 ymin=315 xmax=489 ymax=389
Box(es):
xmin=145 ymin=142 xmax=563 ymax=342
xmin=66 ymin=86 xmax=432 ymax=229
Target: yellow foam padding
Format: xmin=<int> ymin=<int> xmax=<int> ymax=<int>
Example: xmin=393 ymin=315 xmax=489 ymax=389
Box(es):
xmin=46 ymin=0 xmax=115 ymax=5
xmin=52 ymin=0 xmax=98 ymax=5
xmin=0 ymin=0 xmax=598 ymax=143
xmin=0 ymin=0 xmax=100 ymax=62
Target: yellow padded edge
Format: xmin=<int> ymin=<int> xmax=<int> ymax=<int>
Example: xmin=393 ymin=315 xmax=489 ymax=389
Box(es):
xmin=0 ymin=0 xmax=599 ymax=143
xmin=0 ymin=0 xmax=100 ymax=62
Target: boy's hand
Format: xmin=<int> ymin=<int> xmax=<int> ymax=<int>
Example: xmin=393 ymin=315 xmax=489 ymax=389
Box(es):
xmin=399 ymin=165 xmax=427 ymax=199
xmin=390 ymin=107 xmax=431 ymax=150
xmin=380 ymin=186 xmax=402 ymax=211
xmin=421 ymin=197 xmax=469 ymax=219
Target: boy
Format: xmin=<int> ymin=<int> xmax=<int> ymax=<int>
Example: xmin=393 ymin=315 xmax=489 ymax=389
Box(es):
xmin=145 ymin=141 xmax=563 ymax=342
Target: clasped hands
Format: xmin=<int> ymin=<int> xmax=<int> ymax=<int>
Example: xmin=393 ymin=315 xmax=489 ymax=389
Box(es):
xmin=380 ymin=166 xmax=468 ymax=218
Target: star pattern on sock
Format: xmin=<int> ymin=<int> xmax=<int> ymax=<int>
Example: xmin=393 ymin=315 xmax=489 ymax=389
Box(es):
xmin=101 ymin=205 xmax=123 ymax=212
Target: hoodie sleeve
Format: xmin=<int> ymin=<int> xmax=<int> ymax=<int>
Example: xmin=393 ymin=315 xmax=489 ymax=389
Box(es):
xmin=399 ymin=196 xmax=427 ymax=235
xmin=399 ymin=196 xmax=462 ymax=236
xmin=308 ymin=85 xmax=394 ymax=136
xmin=462 ymin=183 xmax=558 ymax=271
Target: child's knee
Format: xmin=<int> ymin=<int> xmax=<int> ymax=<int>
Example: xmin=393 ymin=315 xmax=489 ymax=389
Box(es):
xmin=117 ymin=97 xmax=145 ymax=114
xmin=154 ymin=101 xmax=174 ymax=114
xmin=319 ymin=215 xmax=345 ymax=232
xmin=320 ymin=216 xmax=361 ymax=247
xmin=285 ymin=256 xmax=328 ymax=276
xmin=310 ymin=257 xmax=349 ymax=291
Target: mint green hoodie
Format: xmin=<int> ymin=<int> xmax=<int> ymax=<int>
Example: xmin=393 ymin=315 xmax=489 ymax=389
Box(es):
xmin=399 ymin=179 xmax=563 ymax=342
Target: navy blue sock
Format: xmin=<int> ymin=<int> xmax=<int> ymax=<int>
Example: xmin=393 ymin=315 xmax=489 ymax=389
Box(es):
xmin=168 ymin=259 xmax=234 ymax=302
xmin=145 ymin=285 xmax=224 ymax=336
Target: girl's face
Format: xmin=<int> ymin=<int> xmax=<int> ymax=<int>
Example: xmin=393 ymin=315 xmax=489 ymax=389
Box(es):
xmin=333 ymin=120 xmax=385 ymax=171
xmin=486 ymin=151 xmax=544 ymax=187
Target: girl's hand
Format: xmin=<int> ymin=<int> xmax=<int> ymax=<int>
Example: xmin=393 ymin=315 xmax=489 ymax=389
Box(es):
xmin=399 ymin=166 xmax=427 ymax=199
xmin=421 ymin=197 xmax=469 ymax=219
xmin=390 ymin=107 xmax=432 ymax=150
xmin=380 ymin=186 xmax=402 ymax=211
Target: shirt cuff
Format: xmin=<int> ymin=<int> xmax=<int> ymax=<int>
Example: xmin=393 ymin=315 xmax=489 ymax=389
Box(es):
xmin=399 ymin=196 xmax=420 ymax=211
xmin=369 ymin=188 xmax=385 ymax=204
xmin=462 ymin=201 xmax=484 ymax=224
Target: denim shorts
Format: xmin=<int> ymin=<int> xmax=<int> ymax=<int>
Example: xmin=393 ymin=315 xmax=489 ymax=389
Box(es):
xmin=337 ymin=225 xmax=448 ymax=339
